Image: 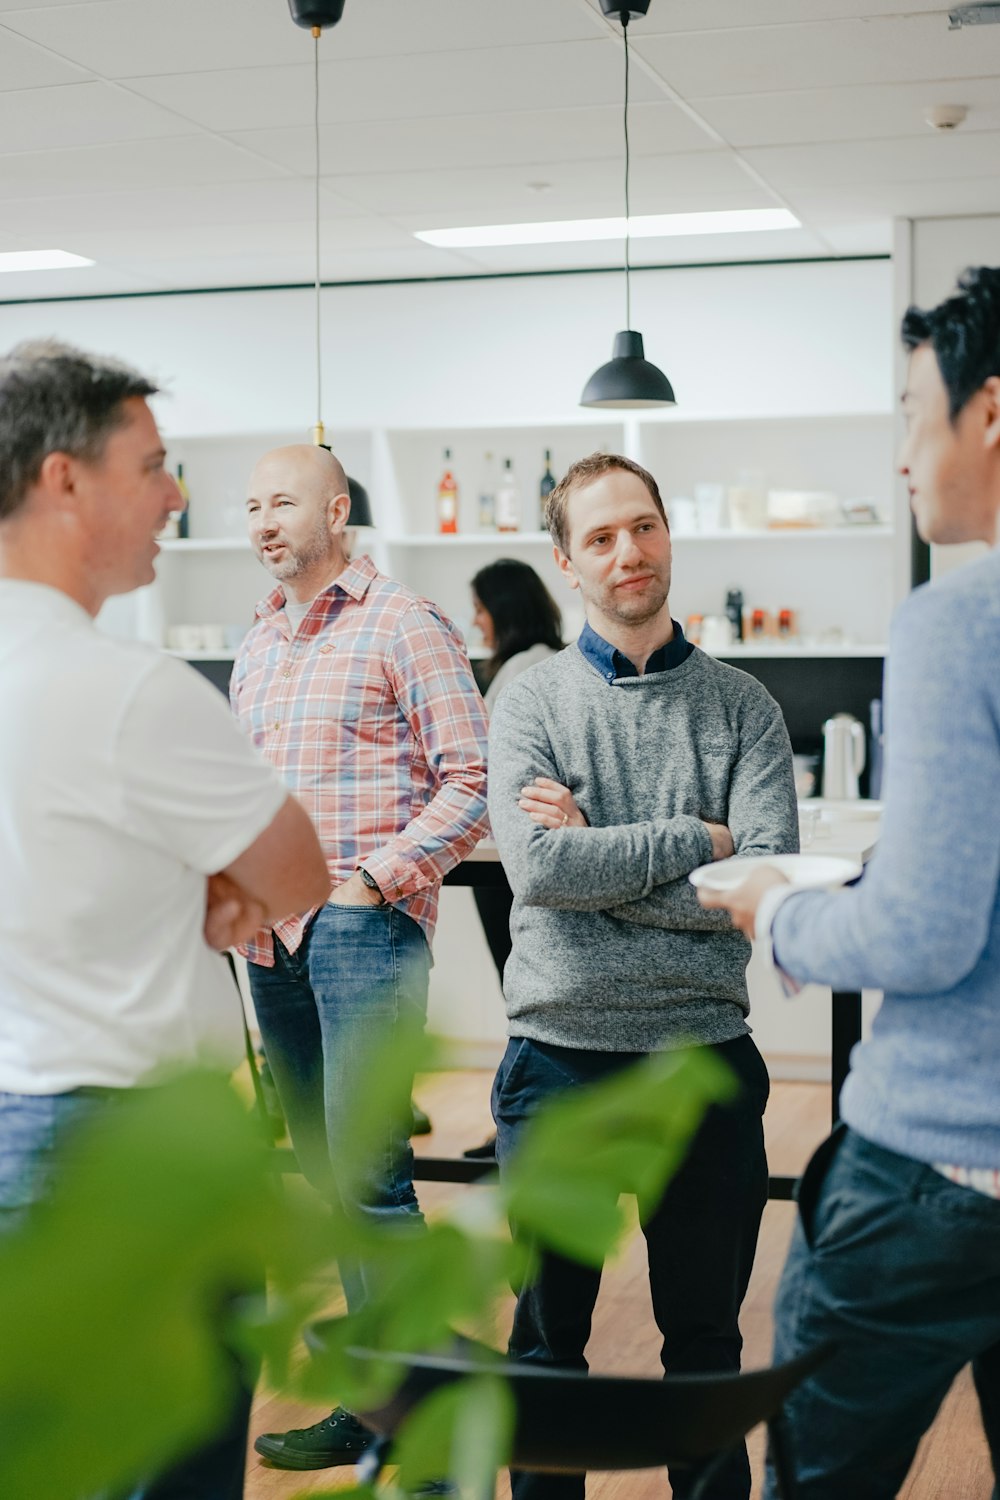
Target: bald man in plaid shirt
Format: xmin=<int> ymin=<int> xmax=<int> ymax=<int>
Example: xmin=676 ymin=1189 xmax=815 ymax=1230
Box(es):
xmin=231 ymin=445 xmax=489 ymax=1472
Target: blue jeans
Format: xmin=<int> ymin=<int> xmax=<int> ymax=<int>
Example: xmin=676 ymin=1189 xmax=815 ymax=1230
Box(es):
xmin=0 ymin=1090 xmax=253 ymax=1500
xmin=248 ymin=900 xmax=431 ymax=1312
xmin=492 ymin=1034 xmax=770 ymax=1500
xmin=765 ymin=1124 xmax=1000 ymax=1499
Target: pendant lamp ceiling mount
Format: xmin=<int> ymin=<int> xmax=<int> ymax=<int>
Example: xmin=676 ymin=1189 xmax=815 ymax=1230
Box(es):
xmin=287 ymin=0 xmax=346 ymax=31
xmin=598 ymin=1 xmax=652 ymax=20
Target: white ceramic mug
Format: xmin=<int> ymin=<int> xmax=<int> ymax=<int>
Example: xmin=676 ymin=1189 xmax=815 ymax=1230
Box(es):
xmin=669 ymin=496 xmax=698 ymax=534
xmin=167 ymin=624 xmax=205 ymax=654
xmin=700 ymin=615 xmax=734 ymax=654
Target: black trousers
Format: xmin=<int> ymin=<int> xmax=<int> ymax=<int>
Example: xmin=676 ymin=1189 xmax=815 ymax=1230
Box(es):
xmin=492 ymin=1033 xmax=770 ymax=1500
xmin=473 ymin=879 xmax=514 ymax=979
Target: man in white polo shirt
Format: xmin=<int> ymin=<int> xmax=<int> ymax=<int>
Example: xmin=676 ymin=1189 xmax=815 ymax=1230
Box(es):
xmin=0 ymin=339 xmax=330 ymax=1500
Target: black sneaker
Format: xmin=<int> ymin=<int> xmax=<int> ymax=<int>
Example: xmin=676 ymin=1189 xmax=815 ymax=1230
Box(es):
xmin=410 ymin=1101 xmax=433 ymax=1136
xmin=253 ymin=1407 xmax=375 ymax=1470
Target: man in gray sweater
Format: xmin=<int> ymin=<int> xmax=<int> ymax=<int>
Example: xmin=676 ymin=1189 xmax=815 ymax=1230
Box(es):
xmin=488 ymin=452 xmax=798 ymax=1500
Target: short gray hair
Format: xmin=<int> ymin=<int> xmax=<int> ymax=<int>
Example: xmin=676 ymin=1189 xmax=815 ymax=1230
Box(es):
xmin=0 ymin=339 xmax=158 ymax=522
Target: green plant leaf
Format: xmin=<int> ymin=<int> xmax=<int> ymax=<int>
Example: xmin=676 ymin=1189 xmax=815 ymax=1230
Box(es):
xmin=0 ymin=1071 xmax=332 ymax=1500
xmin=392 ymin=1372 xmax=515 ymax=1495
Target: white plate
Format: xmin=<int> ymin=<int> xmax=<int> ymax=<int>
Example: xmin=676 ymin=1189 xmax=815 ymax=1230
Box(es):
xmin=688 ymin=853 xmax=862 ymax=893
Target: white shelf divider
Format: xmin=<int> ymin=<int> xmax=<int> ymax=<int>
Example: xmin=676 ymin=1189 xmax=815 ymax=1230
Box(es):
xmin=710 ymin=643 xmax=887 ymax=659
xmin=158 ymin=537 xmax=250 ymax=552
xmin=385 ymin=531 xmax=551 ymax=547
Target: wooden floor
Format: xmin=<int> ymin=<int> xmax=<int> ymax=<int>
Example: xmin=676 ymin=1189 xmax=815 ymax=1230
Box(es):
xmin=247 ymin=1071 xmax=994 ymax=1499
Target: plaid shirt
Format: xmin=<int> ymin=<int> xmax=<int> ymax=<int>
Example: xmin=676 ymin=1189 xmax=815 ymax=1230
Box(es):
xmin=230 ymin=554 xmax=489 ymax=965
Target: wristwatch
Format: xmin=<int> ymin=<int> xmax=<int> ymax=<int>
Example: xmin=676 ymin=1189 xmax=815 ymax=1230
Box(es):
xmin=358 ymin=867 xmax=386 ymax=904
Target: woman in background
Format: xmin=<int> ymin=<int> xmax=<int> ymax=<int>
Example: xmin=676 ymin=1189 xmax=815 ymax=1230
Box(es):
xmin=464 ymin=559 xmax=563 ymax=1159
xmin=473 ymin=557 xmax=564 ymax=713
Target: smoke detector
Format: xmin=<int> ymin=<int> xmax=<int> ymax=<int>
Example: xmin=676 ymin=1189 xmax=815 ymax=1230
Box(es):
xmin=949 ymin=3 xmax=1000 ymax=25
xmin=924 ymin=103 xmax=969 ymax=130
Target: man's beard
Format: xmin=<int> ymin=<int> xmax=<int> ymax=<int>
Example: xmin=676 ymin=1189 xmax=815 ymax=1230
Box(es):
xmin=594 ymin=571 xmax=670 ymax=627
xmin=263 ymin=516 xmax=334 ymax=583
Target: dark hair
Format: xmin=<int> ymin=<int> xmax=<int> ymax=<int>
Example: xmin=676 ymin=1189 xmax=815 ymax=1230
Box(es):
xmin=544 ymin=451 xmax=667 ymax=554
xmin=901 ymin=266 xmax=1000 ymax=421
xmin=472 ymin=558 xmax=563 ymax=683
xmin=0 ymin=338 xmax=158 ymax=521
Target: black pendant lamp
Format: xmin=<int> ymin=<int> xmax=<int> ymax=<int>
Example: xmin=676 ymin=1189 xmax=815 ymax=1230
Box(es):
xmin=581 ymin=1 xmax=676 ymax=409
xmin=287 ymin=0 xmax=374 ymax=528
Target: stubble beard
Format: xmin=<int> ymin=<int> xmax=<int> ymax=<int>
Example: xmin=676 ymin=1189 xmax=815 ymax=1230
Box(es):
xmin=262 ymin=515 xmax=336 ymax=584
xmin=595 ymin=571 xmax=671 ymax=628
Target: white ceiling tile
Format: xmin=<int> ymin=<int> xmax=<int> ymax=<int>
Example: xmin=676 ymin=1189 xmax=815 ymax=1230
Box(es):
xmin=583 ymin=0 xmax=952 ymax=31
xmin=59 ymin=216 xmax=421 ymax=262
xmin=744 ymin=132 xmax=1000 ymax=191
xmin=1 ymin=0 xmax=600 ymax=78
xmin=105 ymin=243 xmax=477 ymax=293
xmin=806 ymin=220 xmax=893 ymax=255
xmin=0 ymin=0 xmax=97 ymax=9
xmin=693 ymin=78 xmax=1000 ymax=149
xmin=0 ymin=23 xmax=87 ymax=87
xmin=635 ymin=15 xmax=1000 ymax=96
xmin=0 ymin=0 xmax=318 ymax=77
xmin=0 ymin=80 xmax=193 ymax=153
xmin=322 ymin=152 xmax=757 ymax=220
xmin=126 ymin=40 xmax=660 ymax=134
xmin=0 ymin=179 xmax=323 ymax=235
xmin=231 ymin=99 xmax=718 ymax=180
xmin=0 ymin=0 xmax=993 ymax=297
xmin=0 ymin=135 xmax=286 ymax=201
xmin=788 ymin=178 xmax=1000 ymax=219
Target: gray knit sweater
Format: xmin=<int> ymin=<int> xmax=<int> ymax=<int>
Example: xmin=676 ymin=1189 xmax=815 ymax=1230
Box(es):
xmin=488 ymin=642 xmax=799 ymax=1052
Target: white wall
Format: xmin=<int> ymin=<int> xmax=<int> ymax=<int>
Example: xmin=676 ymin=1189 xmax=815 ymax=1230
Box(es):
xmin=900 ymin=214 xmax=1000 ymax=580
xmin=0 ymin=257 xmax=892 ymax=436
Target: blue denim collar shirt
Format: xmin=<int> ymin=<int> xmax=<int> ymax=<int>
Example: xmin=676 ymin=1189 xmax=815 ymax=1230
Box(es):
xmin=577 ymin=618 xmax=693 ymax=683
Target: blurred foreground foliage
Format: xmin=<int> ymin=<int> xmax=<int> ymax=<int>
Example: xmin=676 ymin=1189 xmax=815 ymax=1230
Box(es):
xmin=0 ymin=1013 xmax=732 ymax=1497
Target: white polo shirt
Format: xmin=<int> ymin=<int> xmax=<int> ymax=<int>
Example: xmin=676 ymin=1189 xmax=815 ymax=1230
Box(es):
xmin=0 ymin=581 xmax=287 ymax=1093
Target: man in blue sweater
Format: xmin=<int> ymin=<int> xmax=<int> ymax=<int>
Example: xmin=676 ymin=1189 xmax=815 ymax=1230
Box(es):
xmin=701 ymin=265 xmax=1000 ymax=1499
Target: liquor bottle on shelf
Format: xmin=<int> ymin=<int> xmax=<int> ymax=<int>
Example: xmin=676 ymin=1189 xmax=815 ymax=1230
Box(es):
xmin=437 ymin=448 xmax=459 ymax=535
xmin=477 ymin=451 xmax=497 ymax=531
xmin=495 ymin=457 xmax=521 ymax=534
xmin=175 ymin=462 xmax=191 ymax=540
xmin=725 ymin=587 xmax=744 ymax=642
xmin=538 ymin=448 xmax=556 ymax=530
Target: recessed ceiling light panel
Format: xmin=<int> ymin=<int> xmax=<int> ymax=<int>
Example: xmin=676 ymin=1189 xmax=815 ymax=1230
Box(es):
xmin=0 ymin=250 xmax=94 ymax=274
xmin=415 ymin=209 xmax=799 ymax=250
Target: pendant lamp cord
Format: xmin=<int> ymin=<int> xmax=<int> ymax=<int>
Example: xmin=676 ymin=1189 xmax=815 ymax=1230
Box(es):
xmin=313 ymin=28 xmax=323 ymax=430
xmin=622 ymin=14 xmax=631 ymax=332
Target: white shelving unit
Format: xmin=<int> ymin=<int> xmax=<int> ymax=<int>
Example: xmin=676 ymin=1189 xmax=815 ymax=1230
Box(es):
xmin=118 ymin=412 xmax=896 ymax=660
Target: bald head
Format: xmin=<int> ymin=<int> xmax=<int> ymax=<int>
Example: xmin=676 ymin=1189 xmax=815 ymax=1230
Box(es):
xmin=252 ymin=443 xmax=349 ymax=507
xmin=247 ymin=443 xmax=352 ymax=601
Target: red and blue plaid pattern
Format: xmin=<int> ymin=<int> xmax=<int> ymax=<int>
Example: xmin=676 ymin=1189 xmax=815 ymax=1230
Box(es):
xmin=231 ymin=555 xmax=489 ymax=965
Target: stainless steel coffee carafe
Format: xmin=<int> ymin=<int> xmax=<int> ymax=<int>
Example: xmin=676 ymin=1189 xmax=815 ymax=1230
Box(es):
xmin=821 ymin=713 xmax=866 ymax=800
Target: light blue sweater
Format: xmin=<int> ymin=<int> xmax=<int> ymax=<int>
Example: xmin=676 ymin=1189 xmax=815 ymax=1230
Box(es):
xmin=773 ymin=549 xmax=1000 ymax=1169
